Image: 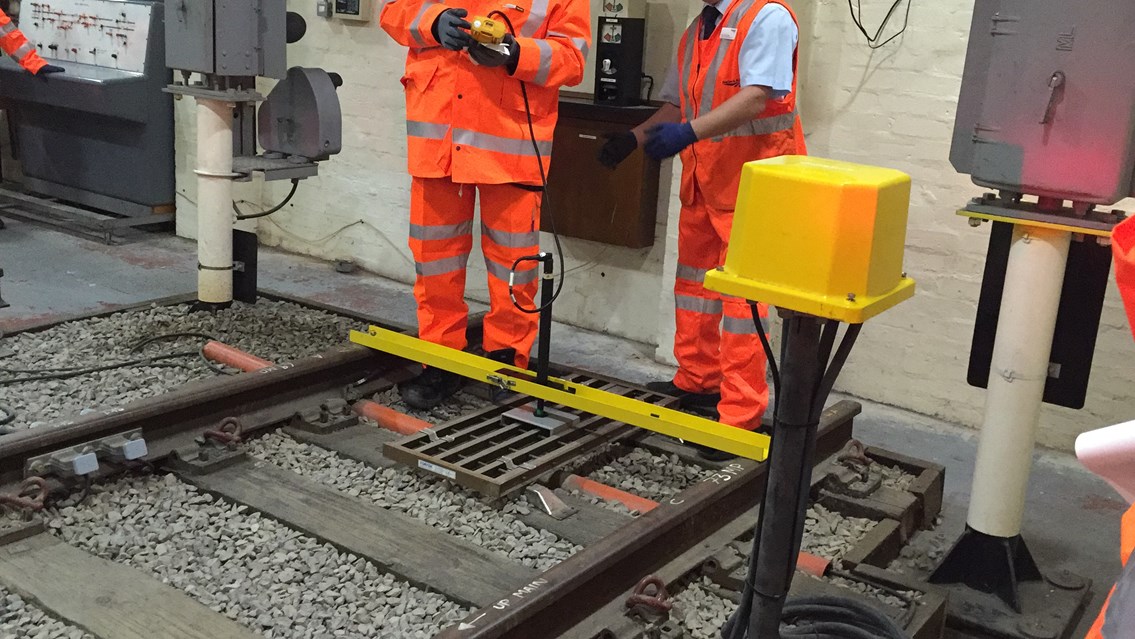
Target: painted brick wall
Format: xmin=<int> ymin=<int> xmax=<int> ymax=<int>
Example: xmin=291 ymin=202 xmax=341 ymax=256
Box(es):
xmin=790 ymin=0 xmax=1135 ymax=450
xmin=173 ymin=0 xmax=1135 ymax=451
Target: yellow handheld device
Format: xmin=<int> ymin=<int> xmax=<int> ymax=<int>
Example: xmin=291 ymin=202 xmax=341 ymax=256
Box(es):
xmin=468 ymin=16 xmax=507 ymax=45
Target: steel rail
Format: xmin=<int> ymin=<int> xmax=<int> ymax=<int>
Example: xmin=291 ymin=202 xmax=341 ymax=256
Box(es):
xmin=434 ymin=400 xmax=860 ymax=639
xmin=0 ymin=344 xmax=406 ymax=486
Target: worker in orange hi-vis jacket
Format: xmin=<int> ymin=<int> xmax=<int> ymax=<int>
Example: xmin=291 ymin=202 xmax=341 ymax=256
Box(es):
xmin=1082 ymin=216 xmax=1135 ymax=638
xmin=380 ymin=0 xmax=590 ymax=409
xmin=0 ymin=7 xmax=63 ymax=76
xmin=598 ymin=0 xmax=805 ymax=459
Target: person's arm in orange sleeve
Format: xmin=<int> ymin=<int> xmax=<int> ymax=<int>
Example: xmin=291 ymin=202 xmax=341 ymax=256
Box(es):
xmin=508 ymin=0 xmax=590 ymax=88
xmin=379 ymin=0 xmax=455 ymax=49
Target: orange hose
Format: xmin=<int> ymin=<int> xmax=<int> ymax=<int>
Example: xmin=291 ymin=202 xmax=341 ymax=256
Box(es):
xmin=354 ymin=400 xmax=431 ymax=435
xmin=562 ymin=474 xmax=659 ymax=514
xmin=201 ymin=341 xmax=428 ymax=436
xmin=202 ymin=341 xmax=274 ymax=372
xmin=795 ymin=551 xmax=831 ymax=578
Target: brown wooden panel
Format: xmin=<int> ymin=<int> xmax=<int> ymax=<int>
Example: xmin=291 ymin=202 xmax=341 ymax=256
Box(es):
xmin=546 ymin=114 xmax=662 ymax=249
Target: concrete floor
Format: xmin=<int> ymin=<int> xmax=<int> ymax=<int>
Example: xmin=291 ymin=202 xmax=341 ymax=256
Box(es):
xmin=1 ymin=218 xmax=1121 ymax=637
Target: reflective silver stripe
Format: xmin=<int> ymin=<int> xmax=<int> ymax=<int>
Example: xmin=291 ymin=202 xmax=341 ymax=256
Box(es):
xmin=11 ymin=42 xmax=35 ymax=62
xmin=485 ymin=258 xmax=538 ymax=284
xmin=675 ymin=264 xmax=707 ymax=284
xmin=722 ymin=315 xmax=767 ymax=335
xmin=675 ymin=294 xmax=722 ymax=315
xmin=698 ymin=0 xmax=758 ymax=117
xmin=678 ymin=20 xmax=698 ymax=122
xmin=483 ymin=225 xmax=540 ymax=249
xmin=533 ymin=39 xmax=553 ymax=85
xmin=521 ymin=0 xmax=549 ymax=37
xmin=550 ymin=32 xmax=590 ymax=62
xmin=712 ymin=111 xmax=797 ymax=141
xmin=454 ymin=128 xmax=552 ymax=156
xmin=409 ymin=1 xmax=437 ymax=47
xmin=407 ymin=120 xmax=449 ymax=139
xmin=410 ymin=221 xmax=473 ymax=241
xmin=0 ymin=21 xmax=16 ymax=34
xmin=415 ymin=253 xmax=469 ymax=277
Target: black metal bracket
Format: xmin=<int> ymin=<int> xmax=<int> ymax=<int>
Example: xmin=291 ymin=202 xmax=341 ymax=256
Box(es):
xmin=930 ymin=526 xmax=1042 ymax=612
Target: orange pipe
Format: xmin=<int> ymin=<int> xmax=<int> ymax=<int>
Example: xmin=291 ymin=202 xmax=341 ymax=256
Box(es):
xmin=562 ymin=474 xmax=659 ymax=514
xmin=202 ymin=341 xmax=274 ymax=372
xmin=202 ymin=341 xmax=429 ymax=436
xmin=795 ymin=551 xmax=831 ymax=578
xmin=354 ymin=400 xmax=431 ymax=436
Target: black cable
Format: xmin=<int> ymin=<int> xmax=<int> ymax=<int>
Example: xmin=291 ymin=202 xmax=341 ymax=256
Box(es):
xmin=847 ymin=0 xmax=913 ymax=49
xmin=728 ymin=311 xmax=907 ymax=639
xmin=781 ymin=596 xmax=908 ymax=639
xmin=0 ymin=404 xmax=13 ymax=426
xmin=234 ymin=178 xmax=300 ymax=220
xmin=488 ymin=11 xmax=567 ymax=315
xmin=812 ymin=323 xmax=862 ymax=418
xmin=0 ymin=332 xmax=231 ymax=386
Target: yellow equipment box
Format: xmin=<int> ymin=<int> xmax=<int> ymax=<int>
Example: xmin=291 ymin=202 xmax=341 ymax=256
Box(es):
xmin=704 ymin=156 xmax=915 ymax=323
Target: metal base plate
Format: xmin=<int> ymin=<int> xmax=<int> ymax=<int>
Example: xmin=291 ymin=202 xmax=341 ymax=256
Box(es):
xmin=501 ymin=404 xmax=580 ymax=435
xmin=936 ymin=571 xmax=1090 ymax=639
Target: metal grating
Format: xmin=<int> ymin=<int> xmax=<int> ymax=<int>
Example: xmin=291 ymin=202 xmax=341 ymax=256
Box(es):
xmin=383 ymin=372 xmax=678 ymax=498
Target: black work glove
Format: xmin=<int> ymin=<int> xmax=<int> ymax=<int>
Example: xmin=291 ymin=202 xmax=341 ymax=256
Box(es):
xmin=37 ymin=64 xmax=65 ymax=76
xmin=598 ymin=131 xmax=637 ymax=169
xmin=469 ymin=34 xmax=518 ymax=70
xmin=432 ymin=8 xmax=473 ymax=51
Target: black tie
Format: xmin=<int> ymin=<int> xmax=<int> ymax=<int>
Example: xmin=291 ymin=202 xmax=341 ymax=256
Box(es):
xmin=700 ymin=4 xmax=721 ymax=40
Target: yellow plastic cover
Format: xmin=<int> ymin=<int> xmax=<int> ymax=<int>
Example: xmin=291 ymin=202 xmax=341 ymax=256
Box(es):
xmin=704 ymin=156 xmax=915 ymax=323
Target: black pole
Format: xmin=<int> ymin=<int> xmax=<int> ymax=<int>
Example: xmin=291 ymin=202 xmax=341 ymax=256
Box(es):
xmin=534 ymin=253 xmax=555 ymax=417
xmin=747 ymin=314 xmax=825 ymax=639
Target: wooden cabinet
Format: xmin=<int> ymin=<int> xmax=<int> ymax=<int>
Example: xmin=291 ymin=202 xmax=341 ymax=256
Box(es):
xmin=544 ymin=94 xmax=662 ymax=249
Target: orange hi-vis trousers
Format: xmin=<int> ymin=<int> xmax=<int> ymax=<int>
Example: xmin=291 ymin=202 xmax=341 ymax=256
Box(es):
xmin=409 ymin=177 xmax=541 ymax=368
xmin=672 ymin=189 xmax=770 ymax=430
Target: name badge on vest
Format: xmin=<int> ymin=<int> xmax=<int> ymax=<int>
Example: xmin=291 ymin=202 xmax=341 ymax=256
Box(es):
xmin=721 ymin=27 xmax=738 ymax=40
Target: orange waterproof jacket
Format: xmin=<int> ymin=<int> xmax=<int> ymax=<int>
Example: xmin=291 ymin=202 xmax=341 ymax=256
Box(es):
xmin=381 ymin=0 xmax=590 ymax=186
xmin=675 ymin=0 xmax=805 ymax=211
xmin=1086 ymin=217 xmax=1135 ymax=638
xmin=0 ymin=8 xmax=47 ymax=74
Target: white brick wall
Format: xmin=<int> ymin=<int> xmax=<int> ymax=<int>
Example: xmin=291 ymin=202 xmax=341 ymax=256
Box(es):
xmin=173 ymin=0 xmax=1135 ymax=450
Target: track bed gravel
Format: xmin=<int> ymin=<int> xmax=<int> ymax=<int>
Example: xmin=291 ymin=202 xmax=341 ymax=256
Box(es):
xmin=0 ymin=301 xmax=361 ymax=432
xmin=246 ymin=432 xmax=580 ymax=570
xmin=44 ymin=474 xmax=465 ymax=639
xmin=801 ymin=504 xmax=876 ymax=560
xmin=0 ymin=588 xmax=92 ymax=639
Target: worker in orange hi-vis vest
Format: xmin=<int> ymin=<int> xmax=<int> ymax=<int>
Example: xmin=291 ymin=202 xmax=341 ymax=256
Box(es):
xmin=380 ymin=0 xmax=590 ymax=409
xmin=1082 ymin=216 xmax=1135 ymax=638
xmin=0 ymin=7 xmax=63 ymax=76
xmin=598 ymin=0 xmax=805 ymax=459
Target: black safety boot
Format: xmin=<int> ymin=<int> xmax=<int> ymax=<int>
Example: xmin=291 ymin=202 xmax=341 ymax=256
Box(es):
xmin=398 ymin=367 xmax=465 ymax=410
xmin=645 ymin=380 xmax=721 ymax=409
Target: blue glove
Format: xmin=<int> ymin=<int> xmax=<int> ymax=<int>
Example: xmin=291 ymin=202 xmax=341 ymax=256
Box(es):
xmin=643 ymin=123 xmax=698 ymax=160
xmin=432 ymin=8 xmax=473 ymax=51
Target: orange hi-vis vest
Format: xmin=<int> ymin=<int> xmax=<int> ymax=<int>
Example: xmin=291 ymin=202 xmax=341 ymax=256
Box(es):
xmin=381 ymin=0 xmax=590 ymax=186
xmin=675 ymin=0 xmax=805 ymax=211
xmin=0 ymin=8 xmax=47 ymax=74
xmin=1086 ymin=217 xmax=1135 ymax=638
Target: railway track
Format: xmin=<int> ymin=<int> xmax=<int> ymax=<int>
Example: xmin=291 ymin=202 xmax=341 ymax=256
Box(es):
xmin=0 ymin=298 xmax=945 ymax=639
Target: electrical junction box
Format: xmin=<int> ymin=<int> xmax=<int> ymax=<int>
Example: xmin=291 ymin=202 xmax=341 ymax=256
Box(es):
xmin=166 ymin=0 xmax=287 ymax=78
xmin=951 ymin=0 xmax=1135 ymax=205
xmin=334 ymin=0 xmax=373 ymax=22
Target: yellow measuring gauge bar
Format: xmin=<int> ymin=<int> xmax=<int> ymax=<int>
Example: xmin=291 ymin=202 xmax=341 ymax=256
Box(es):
xmin=350 ymin=326 xmax=771 ymax=461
